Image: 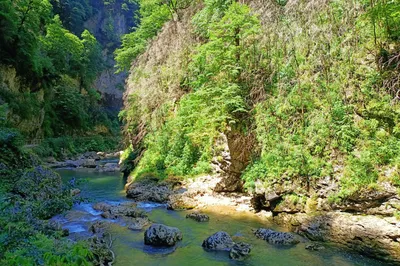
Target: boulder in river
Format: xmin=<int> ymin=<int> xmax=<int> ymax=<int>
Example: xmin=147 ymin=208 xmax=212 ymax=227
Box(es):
xmin=229 ymin=242 xmax=251 ymax=261
xmin=99 ymin=202 xmax=147 ymax=219
xmin=128 ymin=217 xmax=151 ymax=231
xmin=80 ymin=159 xmax=97 ymax=168
xmin=144 ymin=224 xmax=183 ymax=247
xmin=102 ymin=163 xmax=120 ymax=172
xmin=90 ymin=221 xmax=111 ymax=236
xmin=254 ymin=228 xmax=300 ymax=245
xmin=93 ymin=202 xmax=112 ymax=212
xmin=202 ymin=231 xmax=234 ymax=251
xmin=305 ymin=243 xmax=325 ymax=251
xmin=186 ymin=212 xmax=209 ymax=222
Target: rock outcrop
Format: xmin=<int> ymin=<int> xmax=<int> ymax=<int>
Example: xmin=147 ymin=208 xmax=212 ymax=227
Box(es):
xmin=126 ymin=177 xmax=175 ymax=203
xmin=274 ymin=212 xmax=400 ymax=263
xmin=254 ymin=228 xmax=300 ymax=245
xmin=229 ymin=242 xmax=252 ymax=261
xmin=186 ymin=212 xmax=209 ymax=222
xmin=144 ymin=224 xmax=183 ymax=247
xmin=94 ymin=202 xmax=147 ymax=219
xmin=202 ymin=231 xmax=234 ymax=251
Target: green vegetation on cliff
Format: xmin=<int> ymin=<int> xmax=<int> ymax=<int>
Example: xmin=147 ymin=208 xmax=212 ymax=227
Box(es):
xmin=120 ymin=0 xmax=400 ymax=202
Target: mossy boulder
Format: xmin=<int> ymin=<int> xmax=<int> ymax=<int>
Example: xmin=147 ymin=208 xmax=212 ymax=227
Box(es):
xmin=13 ymin=166 xmax=72 ymax=219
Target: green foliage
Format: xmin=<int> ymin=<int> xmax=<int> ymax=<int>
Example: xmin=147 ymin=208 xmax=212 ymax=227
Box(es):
xmin=0 ymin=0 xmax=52 ymax=80
xmin=0 ymin=104 xmax=8 ymax=126
xmin=364 ymin=0 xmax=400 ymax=41
xmin=120 ymin=0 xmax=400 ymax=204
xmin=0 ymin=131 xmax=92 ymax=264
xmin=33 ymin=135 xmax=120 ymax=159
xmin=114 ymin=0 xmax=173 ymax=71
xmin=50 ymin=0 xmax=93 ymax=35
xmin=42 ymin=16 xmax=84 ymax=77
xmin=241 ymin=0 xmax=400 ymax=199
xmin=0 ymin=0 xmax=115 ymax=140
xmin=131 ymin=2 xmax=260 ymax=179
xmin=1 ymin=233 xmax=93 ymax=265
xmin=0 ymin=87 xmax=41 ymax=122
xmin=191 ymin=0 xmax=232 ymax=38
xmin=45 ymin=76 xmax=89 ymax=135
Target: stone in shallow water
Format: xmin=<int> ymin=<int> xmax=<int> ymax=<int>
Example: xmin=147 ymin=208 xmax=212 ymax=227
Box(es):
xmin=254 ymin=228 xmax=300 ymax=245
xmin=186 ymin=212 xmax=209 ymax=222
xmin=202 ymin=231 xmax=234 ymax=251
xmin=128 ymin=217 xmax=151 ymax=230
xmin=305 ymin=243 xmax=325 ymax=251
xmin=144 ymin=224 xmax=183 ymax=247
xmin=230 ymin=242 xmax=251 ymax=261
xmin=90 ymin=220 xmax=111 ymax=235
xmin=93 ymin=202 xmax=112 ymax=212
xmin=99 ymin=203 xmax=147 ymax=219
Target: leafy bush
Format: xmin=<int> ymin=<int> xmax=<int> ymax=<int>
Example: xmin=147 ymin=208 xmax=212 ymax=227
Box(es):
xmin=130 ymin=2 xmax=260 ymax=180
xmin=114 ymin=0 xmax=172 ymax=71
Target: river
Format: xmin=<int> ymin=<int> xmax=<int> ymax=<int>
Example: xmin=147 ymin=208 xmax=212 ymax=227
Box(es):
xmin=53 ymin=168 xmax=385 ymax=266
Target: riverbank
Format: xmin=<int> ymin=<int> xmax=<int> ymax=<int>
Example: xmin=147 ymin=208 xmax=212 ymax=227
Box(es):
xmin=125 ymin=175 xmax=400 ymax=265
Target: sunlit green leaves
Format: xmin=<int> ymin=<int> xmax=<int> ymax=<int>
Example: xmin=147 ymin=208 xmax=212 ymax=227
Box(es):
xmin=114 ymin=0 xmax=171 ymax=71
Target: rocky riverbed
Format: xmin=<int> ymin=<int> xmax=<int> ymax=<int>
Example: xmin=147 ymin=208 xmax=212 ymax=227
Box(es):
xmin=125 ymin=175 xmax=400 ymax=264
xmin=45 ymin=151 xmax=122 ymax=172
xmin=53 ymin=169 xmax=386 ymax=266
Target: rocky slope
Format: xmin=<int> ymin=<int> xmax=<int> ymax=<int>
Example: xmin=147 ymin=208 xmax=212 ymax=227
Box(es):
xmin=121 ymin=0 xmax=400 ymax=263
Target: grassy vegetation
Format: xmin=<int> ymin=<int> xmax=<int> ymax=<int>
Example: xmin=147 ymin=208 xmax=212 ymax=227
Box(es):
xmin=121 ymin=0 xmax=400 ymax=201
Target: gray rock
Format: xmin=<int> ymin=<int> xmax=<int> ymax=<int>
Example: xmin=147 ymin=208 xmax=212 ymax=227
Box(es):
xmin=99 ymin=162 xmax=120 ymax=172
xmin=90 ymin=221 xmax=111 ymax=235
xmin=80 ymin=159 xmax=97 ymax=168
xmin=186 ymin=212 xmax=209 ymax=222
xmin=144 ymin=224 xmax=183 ymax=247
xmin=70 ymin=188 xmax=81 ymax=196
xmin=128 ymin=218 xmax=151 ymax=231
xmin=168 ymin=193 xmax=198 ymax=210
xmin=100 ymin=203 xmax=147 ymax=219
xmin=126 ymin=178 xmax=173 ymax=203
xmin=202 ymin=231 xmax=234 ymax=251
xmin=305 ymin=243 xmax=325 ymax=251
xmin=93 ymin=202 xmax=112 ymax=212
xmin=230 ymin=242 xmax=251 ymax=261
xmin=83 ymin=151 xmax=101 ymax=160
xmin=254 ymin=228 xmax=300 ymax=245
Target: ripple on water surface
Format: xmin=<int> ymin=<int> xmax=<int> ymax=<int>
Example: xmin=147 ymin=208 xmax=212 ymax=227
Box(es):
xmin=56 ymin=169 xmax=386 ymax=266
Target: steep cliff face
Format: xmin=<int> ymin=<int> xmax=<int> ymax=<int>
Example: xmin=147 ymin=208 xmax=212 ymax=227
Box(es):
xmin=0 ymin=66 xmax=44 ymax=138
xmin=83 ymin=0 xmax=137 ymax=111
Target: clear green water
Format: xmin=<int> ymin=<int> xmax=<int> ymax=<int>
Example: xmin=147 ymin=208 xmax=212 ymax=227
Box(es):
xmin=56 ymin=169 xmax=385 ymax=266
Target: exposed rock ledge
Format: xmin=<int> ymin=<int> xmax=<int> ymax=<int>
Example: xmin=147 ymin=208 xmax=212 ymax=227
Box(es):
xmin=275 ymin=212 xmax=400 ymax=264
xmin=126 ymin=175 xmax=252 ymax=211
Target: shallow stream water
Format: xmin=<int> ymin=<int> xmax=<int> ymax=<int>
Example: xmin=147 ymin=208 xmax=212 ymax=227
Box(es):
xmin=54 ymin=168 xmax=385 ymax=266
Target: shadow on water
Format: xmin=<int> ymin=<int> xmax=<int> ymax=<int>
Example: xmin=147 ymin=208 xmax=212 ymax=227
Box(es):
xmin=55 ymin=169 xmax=388 ymax=266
